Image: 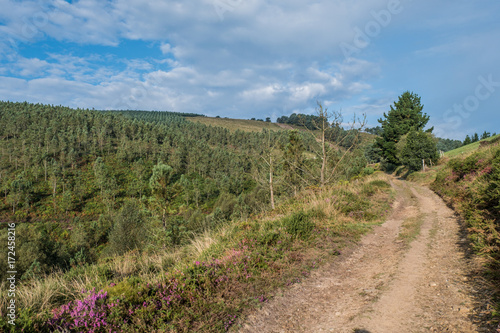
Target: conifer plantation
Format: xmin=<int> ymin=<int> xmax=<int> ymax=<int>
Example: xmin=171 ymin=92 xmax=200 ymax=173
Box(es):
xmin=0 ymin=101 xmax=378 ymax=332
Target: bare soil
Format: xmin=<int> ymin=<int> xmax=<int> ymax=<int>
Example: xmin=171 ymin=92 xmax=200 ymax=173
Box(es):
xmin=237 ymin=178 xmax=497 ymax=333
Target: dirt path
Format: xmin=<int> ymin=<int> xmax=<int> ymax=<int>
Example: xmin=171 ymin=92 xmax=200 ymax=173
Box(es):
xmin=238 ymin=178 xmax=495 ymax=333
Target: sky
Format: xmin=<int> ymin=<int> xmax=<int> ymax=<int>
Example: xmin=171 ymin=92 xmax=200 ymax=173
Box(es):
xmin=1 ymin=0 xmax=499 ymax=140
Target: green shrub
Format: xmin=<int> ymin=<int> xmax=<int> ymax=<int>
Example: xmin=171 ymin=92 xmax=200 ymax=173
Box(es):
xmin=360 ymin=183 xmax=376 ymax=197
xmin=282 ymin=211 xmax=315 ymax=239
xmin=105 ymin=277 xmax=144 ymax=303
xmin=258 ymin=230 xmax=280 ymax=245
xmin=362 ymin=167 xmax=375 ymax=176
xmin=107 ymin=200 xmax=147 ymax=256
xmin=336 ymin=190 xmax=370 ymax=214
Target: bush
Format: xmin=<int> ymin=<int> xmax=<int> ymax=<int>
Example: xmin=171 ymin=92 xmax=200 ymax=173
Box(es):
xmin=362 ymin=167 xmax=375 ymax=176
xmin=107 ymin=200 xmax=147 ymax=256
xmin=282 ymin=211 xmax=315 ymax=239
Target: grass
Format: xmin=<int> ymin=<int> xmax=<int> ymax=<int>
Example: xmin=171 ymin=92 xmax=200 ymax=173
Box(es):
xmin=406 ymin=164 xmax=445 ymax=185
xmin=444 ymin=133 xmax=500 ymax=158
xmin=0 ymin=173 xmax=395 ymax=332
xmin=186 ymin=117 xmax=283 ymax=133
xmin=397 ymin=214 xmax=424 ymax=247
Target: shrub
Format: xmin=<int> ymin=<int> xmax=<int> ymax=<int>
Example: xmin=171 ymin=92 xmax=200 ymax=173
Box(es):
xmin=107 ymin=200 xmax=147 ymax=256
xmin=282 ymin=211 xmax=315 ymax=239
xmin=336 ymin=190 xmax=369 ymax=214
xmin=362 ymin=167 xmax=375 ymax=176
xmin=368 ymin=180 xmax=391 ymax=189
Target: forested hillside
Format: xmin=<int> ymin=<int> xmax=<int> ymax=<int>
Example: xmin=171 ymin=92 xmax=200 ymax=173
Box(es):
xmin=0 ymin=101 xmax=382 ymax=332
xmin=0 ymin=101 xmax=368 ymax=281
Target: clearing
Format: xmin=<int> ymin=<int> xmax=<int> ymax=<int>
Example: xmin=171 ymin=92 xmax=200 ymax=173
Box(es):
xmin=237 ymin=178 xmax=496 ymax=333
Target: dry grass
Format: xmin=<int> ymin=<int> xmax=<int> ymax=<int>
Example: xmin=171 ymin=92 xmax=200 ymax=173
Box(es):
xmin=186 ymin=117 xmax=283 ymax=133
xmin=0 ymin=267 xmax=103 ymax=316
xmin=0 ymin=227 xmax=227 ymax=318
xmin=189 ymin=229 xmax=217 ymax=257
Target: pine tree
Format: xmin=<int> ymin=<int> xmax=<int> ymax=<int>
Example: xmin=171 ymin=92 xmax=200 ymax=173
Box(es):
xmin=375 ymin=91 xmax=430 ymax=166
xmin=473 ymin=133 xmax=479 ymax=142
xmin=399 ymin=130 xmax=438 ymax=171
xmin=149 ymin=161 xmax=175 ymax=229
xmin=282 ymin=130 xmax=305 ymax=196
xmin=481 ymin=131 xmax=491 ymax=140
xmin=463 ymin=135 xmax=472 ymax=146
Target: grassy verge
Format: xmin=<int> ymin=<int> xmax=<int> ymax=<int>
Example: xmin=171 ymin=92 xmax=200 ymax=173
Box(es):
xmin=0 ymin=173 xmax=394 ymax=332
xmin=430 ymin=143 xmax=500 ymax=323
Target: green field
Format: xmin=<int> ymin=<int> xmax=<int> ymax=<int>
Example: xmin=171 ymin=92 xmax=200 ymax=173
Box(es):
xmin=444 ymin=133 xmax=500 ymax=158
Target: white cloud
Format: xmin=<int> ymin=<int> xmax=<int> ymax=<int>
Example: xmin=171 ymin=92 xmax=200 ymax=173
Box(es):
xmin=160 ymin=43 xmax=172 ymax=55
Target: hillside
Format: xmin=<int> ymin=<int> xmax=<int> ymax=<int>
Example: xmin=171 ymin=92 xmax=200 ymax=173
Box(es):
xmin=0 ymin=101 xmax=374 ymax=332
xmin=186 ymin=116 xmax=283 ymax=133
xmin=444 ymin=133 xmax=500 ymax=158
xmin=409 ymin=134 xmax=500 ymax=326
xmin=3 ymin=101 xmax=495 ymax=331
xmin=185 ymin=115 xmax=377 ymax=147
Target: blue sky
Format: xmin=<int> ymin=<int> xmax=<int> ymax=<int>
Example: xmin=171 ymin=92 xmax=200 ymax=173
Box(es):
xmin=1 ymin=0 xmax=499 ymax=140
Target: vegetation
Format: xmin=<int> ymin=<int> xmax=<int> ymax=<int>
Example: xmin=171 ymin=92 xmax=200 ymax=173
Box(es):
xmin=0 ymin=100 xmax=381 ymax=331
xmin=444 ymin=133 xmax=500 ymax=158
xmin=186 ymin=116 xmax=283 ymax=133
xmin=409 ymin=136 xmax=500 ymax=323
xmin=462 ymin=131 xmax=497 ymax=146
xmin=0 ymin=174 xmax=393 ymax=332
xmin=436 ymin=137 xmax=463 ymax=152
xmin=397 ymin=130 xmax=439 ymax=171
xmin=374 ymin=91 xmax=437 ymax=171
xmin=276 ymin=112 xmax=329 ymax=130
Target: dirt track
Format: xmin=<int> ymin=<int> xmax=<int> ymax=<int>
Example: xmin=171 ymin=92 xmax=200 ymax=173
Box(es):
xmin=238 ymin=178 xmax=496 ymax=333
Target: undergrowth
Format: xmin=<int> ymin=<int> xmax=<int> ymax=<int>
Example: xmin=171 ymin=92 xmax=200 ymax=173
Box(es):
xmin=0 ymin=173 xmax=394 ymax=332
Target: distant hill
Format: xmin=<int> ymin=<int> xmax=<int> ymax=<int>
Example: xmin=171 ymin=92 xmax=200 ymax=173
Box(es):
xmin=186 ymin=116 xmax=283 ymax=132
xmin=444 ymin=133 xmax=500 ymax=158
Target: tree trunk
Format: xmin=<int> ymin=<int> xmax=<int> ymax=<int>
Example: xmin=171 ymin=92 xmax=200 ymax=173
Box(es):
xmin=269 ymin=157 xmax=275 ymax=210
xmin=162 ymin=207 xmax=167 ymax=230
xmin=321 ymin=119 xmax=326 ymax=187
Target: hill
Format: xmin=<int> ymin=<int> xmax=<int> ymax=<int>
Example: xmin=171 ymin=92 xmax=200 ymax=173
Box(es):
xmin=186 ymin=116 xmax=283 ymax=133
xmin=444 ymin=133 xmax=500 ymax=158
xmin=0 ymin=101 xmax=376 ymax=332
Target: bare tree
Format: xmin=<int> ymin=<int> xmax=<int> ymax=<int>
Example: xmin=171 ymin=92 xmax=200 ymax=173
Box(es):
xmin=253 ymin=128 xmax=282 ymax=210
xmin=296 ymin=101 xmax=366 ymax=187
